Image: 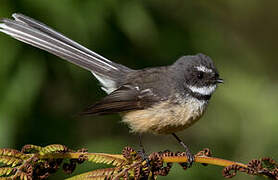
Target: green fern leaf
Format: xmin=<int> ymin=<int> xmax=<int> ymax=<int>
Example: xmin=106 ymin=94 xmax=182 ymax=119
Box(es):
xmin=0 ymin=149 xmax=28 ymax=159
xmin=87 ymin=153 xmax=126 ymax=166
xmin=21 ymin=144 xmax=42 ymax=154
xmin=0 ymin=156 xmax=22 ymax=167
xmin=0 ymin=167 xmax=14 ymax=176
xmin=40 ymin=144 xmax=67 ymax=155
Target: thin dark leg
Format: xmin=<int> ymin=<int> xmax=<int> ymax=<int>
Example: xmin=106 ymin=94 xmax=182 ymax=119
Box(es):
xmin=138 ymin=135 xmax=150 ymax=175
xmin=139 ymin=134 xmax=145 ymax=154
xmin=138 ymin=135 xmax=149 ymax=160
xmin=172 ymin=133 xmax=195 ymax=167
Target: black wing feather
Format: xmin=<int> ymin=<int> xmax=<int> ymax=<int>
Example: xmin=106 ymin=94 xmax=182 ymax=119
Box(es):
xmin=80 ymin=85 xmax=158 ymax=115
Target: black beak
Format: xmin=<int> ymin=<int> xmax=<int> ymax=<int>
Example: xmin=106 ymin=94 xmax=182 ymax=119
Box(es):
xmin=216 ymin=78 xmax=224 ymax=84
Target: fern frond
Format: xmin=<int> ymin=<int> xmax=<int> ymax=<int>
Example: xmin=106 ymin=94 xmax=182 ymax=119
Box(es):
xmin=87 ymin=153 xmax=126 ymax=166
xmin=21 ymin=144 xmax=42 ymax=153
xmin=66 ymin=168 xmax=118 ymax=180
xmin=0 ymin=177 xmax=10 ymax=180
xmin=17 ymin=172 xmax=29 ymax=180
xmin=0 ymin=156 xmax=22 ymax=167
xmin=0 ymin=149 xmax=28 ymax=159
xmin=0 ymin=167 xmax=15 ymax=176
xmin=1 ymin=144 xmax=276 ymax=179
xmin=40 ymin=144 xmax=68 ymax=155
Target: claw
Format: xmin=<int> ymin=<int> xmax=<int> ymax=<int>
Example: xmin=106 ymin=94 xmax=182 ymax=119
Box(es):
xmin=186 ymin=150 xmax=195 ymax=168
xmin=138 ymin=149 xmax=149 ymax=162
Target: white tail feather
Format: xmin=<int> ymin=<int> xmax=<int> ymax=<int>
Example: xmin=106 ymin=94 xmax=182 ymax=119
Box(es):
xmin=92 ymin=73 xmax=117 ymax=94
xmin=0 ymin=13 xmax=133 ymax=93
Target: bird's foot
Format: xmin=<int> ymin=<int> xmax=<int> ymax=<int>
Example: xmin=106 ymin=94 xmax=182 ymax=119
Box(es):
xmin=171 ymin=133 xmax=195 ymax=168
xmin=185 ymin=149 xmax=195 ymax=168
xmin=137 ymin=149 xmax=150 ymax=164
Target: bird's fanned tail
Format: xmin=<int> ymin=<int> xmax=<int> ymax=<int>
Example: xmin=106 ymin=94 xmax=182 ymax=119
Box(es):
xmin=0 ymin=13 xmax=133 ymax=93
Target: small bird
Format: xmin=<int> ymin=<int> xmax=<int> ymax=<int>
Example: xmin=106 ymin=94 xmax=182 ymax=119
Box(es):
xmin=0 ymin=13 xmax=223 ymax=166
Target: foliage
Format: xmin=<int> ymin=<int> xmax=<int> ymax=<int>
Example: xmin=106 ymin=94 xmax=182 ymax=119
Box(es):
xmin=0 ymin=144 xmax=277 ymax=179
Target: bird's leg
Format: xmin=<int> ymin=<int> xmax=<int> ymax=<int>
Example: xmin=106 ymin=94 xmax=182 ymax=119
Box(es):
xmin=172 ymin=133 xmax=195 ymax=167
xmin=139 ymin=134 xmax=145 ymax=154
xmin=138 ymin=135 xmax=149 ymax=162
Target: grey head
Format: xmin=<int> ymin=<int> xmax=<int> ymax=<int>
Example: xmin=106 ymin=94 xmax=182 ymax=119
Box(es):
xmin=171 ymin=53 xmax=223 ymax=100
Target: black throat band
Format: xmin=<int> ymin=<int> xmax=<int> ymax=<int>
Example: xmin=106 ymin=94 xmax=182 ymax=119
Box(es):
xmin=191 ymin=92 xmax=211 ymax=101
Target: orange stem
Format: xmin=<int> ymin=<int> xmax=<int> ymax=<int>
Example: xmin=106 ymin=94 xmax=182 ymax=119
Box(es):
xmin=163 ymin=156 xmax=247 ymax=168
xmin=39 ymin=152 xmax=247 ymax=168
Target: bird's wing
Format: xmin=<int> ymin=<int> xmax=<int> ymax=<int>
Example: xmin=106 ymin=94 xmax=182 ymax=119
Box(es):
xmin=80 ymin=85 xmax=159 ymax=115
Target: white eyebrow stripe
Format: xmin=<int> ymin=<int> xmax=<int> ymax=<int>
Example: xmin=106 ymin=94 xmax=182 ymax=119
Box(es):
xmin=196 ymin=65 xmax=213 ymax=73
xmin=188 ymin=85 xmax=216 ymax=95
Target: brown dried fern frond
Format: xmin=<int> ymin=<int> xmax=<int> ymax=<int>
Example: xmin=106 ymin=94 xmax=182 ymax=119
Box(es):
xmin=0 ymin=144 xmax=277 ymax=179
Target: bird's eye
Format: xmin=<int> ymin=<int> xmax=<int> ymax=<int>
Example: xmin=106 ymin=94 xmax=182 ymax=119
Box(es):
xmin=197 ymin=72 xmax=204 ymax=79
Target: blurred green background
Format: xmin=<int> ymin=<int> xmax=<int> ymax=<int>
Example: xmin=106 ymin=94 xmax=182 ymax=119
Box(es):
xmin=0 ymin=0 xmax=278 ymax=179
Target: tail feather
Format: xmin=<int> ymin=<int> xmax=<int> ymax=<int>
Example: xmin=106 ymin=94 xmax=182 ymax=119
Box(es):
xmin=0 ymin=13 xmax=133 ymax=93
xmin=12 ymin=13 xmax=127 ymax=70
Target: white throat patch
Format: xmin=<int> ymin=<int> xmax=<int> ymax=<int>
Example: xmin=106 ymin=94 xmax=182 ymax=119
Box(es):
xmin=188 ymin=85 xmax=216 ymax=95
